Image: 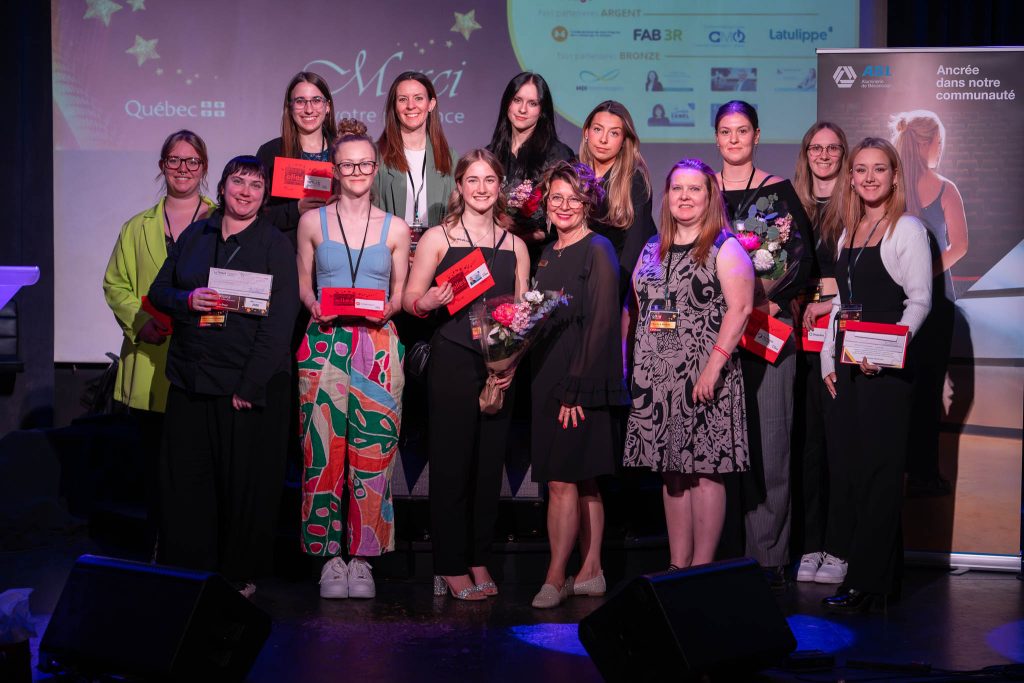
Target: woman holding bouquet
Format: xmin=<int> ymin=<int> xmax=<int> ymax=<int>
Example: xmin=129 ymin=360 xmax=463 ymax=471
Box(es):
xmin=579 ymin=100 xmax=656 ymax=304
xmin=486 ymin=72 xmax=575 ymax=269
xmin=403 ymin=149 xmax=530 ymax=600
xmin=529 ymin=161 xmax=629 ymax=609
xmin=296 ymin=119 xmax=411 ymax=599
xmin=713 ymin=100 xmax=813 ymax=584
xmin=623 ymin=158 xmax=754 ymax=570
xmin=819 ymin=138 xmax=931 ymax=611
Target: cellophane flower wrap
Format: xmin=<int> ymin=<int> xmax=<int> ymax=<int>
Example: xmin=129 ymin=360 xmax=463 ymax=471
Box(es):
xmin=505 ymin=179 xmax=544 ymax=224
xmin=473 ymin=289 xmax=569 ymax=375
xmin=734 ymin=193 xmax=797 ymax=280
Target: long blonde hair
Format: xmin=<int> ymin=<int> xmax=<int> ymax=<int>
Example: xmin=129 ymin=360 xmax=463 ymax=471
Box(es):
xmin=840 ymin=138 xmax=907 ymax=244
xmin=658 ymin=159 xmax=730 ymax=267
xmin=794 ymin=121 xmax=848 ymax=251
xmin=443 ymin=149 xmax=508 ymax=230
xmin=889 ymin=110 xmax=944 ymax=215
xmin=579 ymin=100 xmax=651 ymax=229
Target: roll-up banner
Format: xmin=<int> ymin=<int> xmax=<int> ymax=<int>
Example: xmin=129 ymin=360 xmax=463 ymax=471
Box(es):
xmin=817 ymin=48 xmax=1023 ymax=567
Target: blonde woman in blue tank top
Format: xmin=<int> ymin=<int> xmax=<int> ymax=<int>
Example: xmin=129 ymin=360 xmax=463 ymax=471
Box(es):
xmin=295 ymin=119 xmax=411 ymax=599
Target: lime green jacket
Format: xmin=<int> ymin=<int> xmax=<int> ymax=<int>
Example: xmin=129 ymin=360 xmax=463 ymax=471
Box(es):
xmin=102 ymin=196 xmax=216 ymax=412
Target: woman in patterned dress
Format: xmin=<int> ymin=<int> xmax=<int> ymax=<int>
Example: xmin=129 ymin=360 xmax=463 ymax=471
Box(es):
xmin=296 ymin=119 xmax=411 ymax=599
xmin=623 ymin=158 xmax=754 ymax=569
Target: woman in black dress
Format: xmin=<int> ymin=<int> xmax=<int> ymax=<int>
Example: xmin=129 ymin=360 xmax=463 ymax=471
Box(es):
xmin=486 ymin=72 xmax=575 ymax=268
xmin=713 ymin=100 xmax=813 ymax=584
xmin=529 ymin=161 xmax=628 ymax=608
xmin=579 ymin=100 xmax=656 ymax=304
xmin=820 ymin=138 xmax=931 ymax=612
xmin=255 ymin=72 xmax=338 ymax=243
xmin=403 ymin=149 xmax=530 ymax=600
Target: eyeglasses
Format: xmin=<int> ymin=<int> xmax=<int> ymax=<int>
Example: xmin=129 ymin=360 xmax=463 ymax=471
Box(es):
xmin=807 ymin=144 xmax=844 ymax=156
xmin=291 ymin=96 xmax=327 ymax=110
xmin=548 ymin=194 xmax=583 ymax=210
xmin=336 ymin=161 xmax=378 ymax=176
xmin=163 ymin=156 xmax=202 ymax=171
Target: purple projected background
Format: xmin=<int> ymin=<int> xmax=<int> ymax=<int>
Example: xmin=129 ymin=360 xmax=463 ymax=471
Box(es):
xmin=53 ymin=0 xmax=838 ymax=361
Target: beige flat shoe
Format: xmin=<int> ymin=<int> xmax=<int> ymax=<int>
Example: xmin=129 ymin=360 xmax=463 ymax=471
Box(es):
xmin=531 ymin=583 xmax=567 ymax=609
xmin=567 ymin=571 xmax=606 ymax=597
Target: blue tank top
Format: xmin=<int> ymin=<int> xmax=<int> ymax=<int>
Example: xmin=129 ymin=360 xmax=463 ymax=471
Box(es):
xmin=315 ymin=206 xmax=393 ymax=295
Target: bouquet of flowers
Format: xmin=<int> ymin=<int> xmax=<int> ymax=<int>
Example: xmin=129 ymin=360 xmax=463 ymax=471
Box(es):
xmin=471 ymin=288 xmax=569 ymax=414
xmin=505 ymin=179 xmax=544 ymax=224
xmin=733 ymin=193 xmax=796 ymax=280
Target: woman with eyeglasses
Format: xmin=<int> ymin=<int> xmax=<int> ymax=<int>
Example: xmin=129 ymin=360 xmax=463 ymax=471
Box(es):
xmin=402 ymin=149 xmax=529 ymax=601
xmin=256 ymin=71 xmax=339 ymax=244
xmin=296 ymin=119 xmax=411 ymax=600
xmin=487 ymin=72 xmax=575 ymax=269
xmin=528 ymin=161 xmax=628 ymax=609
xmin=791 ymin=122 xmax=851 ymax=586
xmin=148 ymin=155 xmax=299 ymax=595
xmin=102 ymin=129 xmax=216 ymax=550
xmin=712 ymin=100 xmax=813 ymax=587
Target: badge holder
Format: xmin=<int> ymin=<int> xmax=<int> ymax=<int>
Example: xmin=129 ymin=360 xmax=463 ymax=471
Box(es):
xmin=648 ymin=299 xmax=679 ymax=333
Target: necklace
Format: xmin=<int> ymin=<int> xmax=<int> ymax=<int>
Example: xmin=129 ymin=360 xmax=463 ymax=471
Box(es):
xmin=721 ymin=166 xmax=755 ymax=185
xmin=554 ymin=225 xmax=588 ymax=257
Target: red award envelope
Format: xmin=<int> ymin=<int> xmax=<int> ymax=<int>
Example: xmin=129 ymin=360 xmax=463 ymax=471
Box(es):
xmin=840 ymin=320 xmax=909 ymax=369
xmin=271 ymin=157 xmax=334 ymax=200
xmin=739 ymin=308 xmax=793 ymax=364
xmin=141 ymin=295 xmax=172 ymax=334
xmin=434 ymin=247 xmax=495 ymax=314
xmin=320 ymin=287 xmax=387 ymax=318
xmin=797 ymin=314 xmax=830 ymax=353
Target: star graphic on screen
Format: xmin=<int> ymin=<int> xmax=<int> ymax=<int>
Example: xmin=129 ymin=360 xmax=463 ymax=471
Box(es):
xmin=127 ymin=0 xmax=145 ymax=10
xmin=155 ymin=68 xmax=163 ymax=75
xmin=451 ymin=10 xmax=481 ymax=41
xmin=126 ymin=35 xmax=159 ymax=67
xmin=83 ymin=0 xmax=122 ymax=27
xmin=419 ymin=48 xmax=425 ymax=54
xmin=445 ymin=40 xmax=453 ymax=48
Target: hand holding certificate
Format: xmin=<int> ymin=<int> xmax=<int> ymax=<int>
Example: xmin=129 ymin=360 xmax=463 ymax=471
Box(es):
xmin=434 ymin=247 xmax=495 ymax=314
xmin=739 ymin=308 xmax=793 ymax=364
xmin=320 ymin=287 xmax=387 ymax=320
xmin=840 ymin=320 xmax=910 ymax=369
xmin=271 ymin=157 xmax=334 ymax=200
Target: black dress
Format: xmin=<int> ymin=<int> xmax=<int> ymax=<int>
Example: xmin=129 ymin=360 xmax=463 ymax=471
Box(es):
xmin=826 ymin=243 xmax=912 ymax=595
xmin=530 ymin=232 xmax=629 ymax=483
xmin=589 ymin=168 xmax=656 ymax=305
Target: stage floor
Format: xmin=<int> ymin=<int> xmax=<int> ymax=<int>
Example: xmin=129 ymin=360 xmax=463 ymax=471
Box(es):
xmin=5 ymin=532 xmax=1023 ymax=682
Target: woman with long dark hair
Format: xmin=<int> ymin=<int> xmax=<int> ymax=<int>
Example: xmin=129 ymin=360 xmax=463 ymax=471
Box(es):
xmin=487 ymin=72 xmax=574 ymax=266
xmin=820 ymin=138 xmax=931 ymax=612
xmin=579 ymin=100 xmax=655 ymax=303
xmin=256 ymin=71 xmax=339 ymax=242
xmin=403 ymin=149 xmax=529 ymax=600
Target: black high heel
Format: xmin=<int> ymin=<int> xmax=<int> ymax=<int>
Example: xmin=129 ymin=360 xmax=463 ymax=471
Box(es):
xmin=822 ymin=588 xmax=889 ymax=614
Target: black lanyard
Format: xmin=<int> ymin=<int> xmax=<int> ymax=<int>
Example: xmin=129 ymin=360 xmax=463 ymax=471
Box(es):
xmin=720 ymin=167 xmax=756 ymax=221
xmin=214 ymin=236 xmax=241 ymax=268
xmin=336 ymin=203 xmax=372 ymax=285
xmin=662 ymin=247 xmax=677 ymax=304
xmin=844 ymin=217 xmax=883 ymax=303
xmin=407 ymin=154 xmax=427 ymax=226
xmin=813 ymin=198 xmax=828 ymax=253
xmin=164 ymin=197 xmax=202 ymax=243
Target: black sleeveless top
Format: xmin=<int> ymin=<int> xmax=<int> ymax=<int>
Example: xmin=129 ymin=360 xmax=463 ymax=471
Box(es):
xmin=433 ymin=228 xmax=517 ymax=352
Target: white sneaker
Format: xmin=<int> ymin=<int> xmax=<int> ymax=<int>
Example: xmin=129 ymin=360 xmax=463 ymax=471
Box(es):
xmin=319 ymin=557 xmax=348 ymax=599
xmin=796 ymin=552 xmax=824 ymax=582
xmin=814 ymin=554 xmax=848 ymax=584
xmin=347 ymin=558 xmax=376 ymax=599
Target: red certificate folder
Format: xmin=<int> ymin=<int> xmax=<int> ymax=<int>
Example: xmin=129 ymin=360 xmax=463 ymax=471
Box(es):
xmin=434 ymin=247 xmax=494 ymax=314
xmin=271 ymin=157 xmax=334 ymax=200
xmin=141 ymin=295 xmax=172 ymax=334
xmin=320 ymin=288 xmax=387 ymax=318
xmin=797 ymin=314 xmax=830 ymax=353
xmin=840 ymin=320 xmax=910 ymax=369
xmin=739 ymin=308 xmax=793 ymax=364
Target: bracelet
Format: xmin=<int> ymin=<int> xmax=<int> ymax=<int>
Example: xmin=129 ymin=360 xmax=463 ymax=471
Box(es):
xmin=411 ymin=297 xmax=428 ymax=318
xmin=712 ymin=344 xmax=731 ymax=360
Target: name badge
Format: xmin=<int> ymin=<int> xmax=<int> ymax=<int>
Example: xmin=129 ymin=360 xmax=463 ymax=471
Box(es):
xmin=198 ymin=311 xmax=227 ymax=328
xmin=468 ymin=309 xmax=483 ymax=340
xmin=838 ymin=304 xmax=862 ymax=330
xmin=648 ymin=300 xmax=679 ymax=332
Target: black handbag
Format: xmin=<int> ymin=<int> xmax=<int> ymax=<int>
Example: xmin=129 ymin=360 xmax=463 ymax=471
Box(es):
xmin=405 ymin=340 xmax=431 ymax=380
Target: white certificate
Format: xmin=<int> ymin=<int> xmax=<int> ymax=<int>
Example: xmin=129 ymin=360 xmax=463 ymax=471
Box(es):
xmin=208 ymin=267 xmax=273 ymax=316
xmin=840 ymin=321 xmax=909 ymax=369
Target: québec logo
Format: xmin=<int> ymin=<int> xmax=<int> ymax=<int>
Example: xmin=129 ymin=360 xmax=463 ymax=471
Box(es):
xmin=832 ymin=65 xmax=857 ymax=89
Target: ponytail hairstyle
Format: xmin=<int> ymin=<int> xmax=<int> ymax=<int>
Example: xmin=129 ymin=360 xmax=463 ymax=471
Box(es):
xmin=889 ymin=110 xmax=945 ymax=215
xmin=378 ymin=71 xmax=454 ymax=176
xmin=657 ymin=158 xmax=730 ymax=267
xmin=156 ymin=129 xmax=210 ymax=194
xmin=579 ymin=100 xmax=651 ymax=230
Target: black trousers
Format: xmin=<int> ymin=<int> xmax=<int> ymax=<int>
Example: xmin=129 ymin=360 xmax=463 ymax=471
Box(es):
xmin=158 ymin=373 xmax=290 ymax=581
xmin=825 ymin=364 xmax=911 ymax=594
xmin=129 ymin=406 xmax=164 ymax=549
xmin=427 ymin=335 xmax=513 ymax=576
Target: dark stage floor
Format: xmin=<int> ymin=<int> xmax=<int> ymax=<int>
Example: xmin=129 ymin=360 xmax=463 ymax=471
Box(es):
xmin=4 ymin=531 xmax=1023 ymax=683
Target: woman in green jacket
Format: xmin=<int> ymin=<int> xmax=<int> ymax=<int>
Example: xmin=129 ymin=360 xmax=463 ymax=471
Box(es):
xmin=102 ymin=129 xmax=215 ymax=542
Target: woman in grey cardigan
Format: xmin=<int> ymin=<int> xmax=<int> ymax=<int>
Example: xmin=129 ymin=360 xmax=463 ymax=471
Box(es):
xmin=820 ymin=137 xmax=931 ymax=613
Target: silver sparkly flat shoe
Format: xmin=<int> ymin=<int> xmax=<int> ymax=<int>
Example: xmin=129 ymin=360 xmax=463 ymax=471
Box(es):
xmin=567 ymin=571 xmax=606 ymax=597
xmin=531 ymin=583 xmax=568 ymax=609
xmin=433 ymin=575 xmax=487 ymax=601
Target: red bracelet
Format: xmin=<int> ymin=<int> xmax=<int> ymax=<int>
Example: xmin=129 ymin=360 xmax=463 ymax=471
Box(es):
xmin=411 ymin=298 xmax=428 ymax=318
xmin=712 ymin=344 xmax=731 ymax=360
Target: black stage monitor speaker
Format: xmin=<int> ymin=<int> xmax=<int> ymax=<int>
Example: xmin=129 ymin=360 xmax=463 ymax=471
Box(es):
xmin=578 ymin=557 xmax=796 ymax=681
xmin=39 ymin=554 xmax=271 ymax=681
